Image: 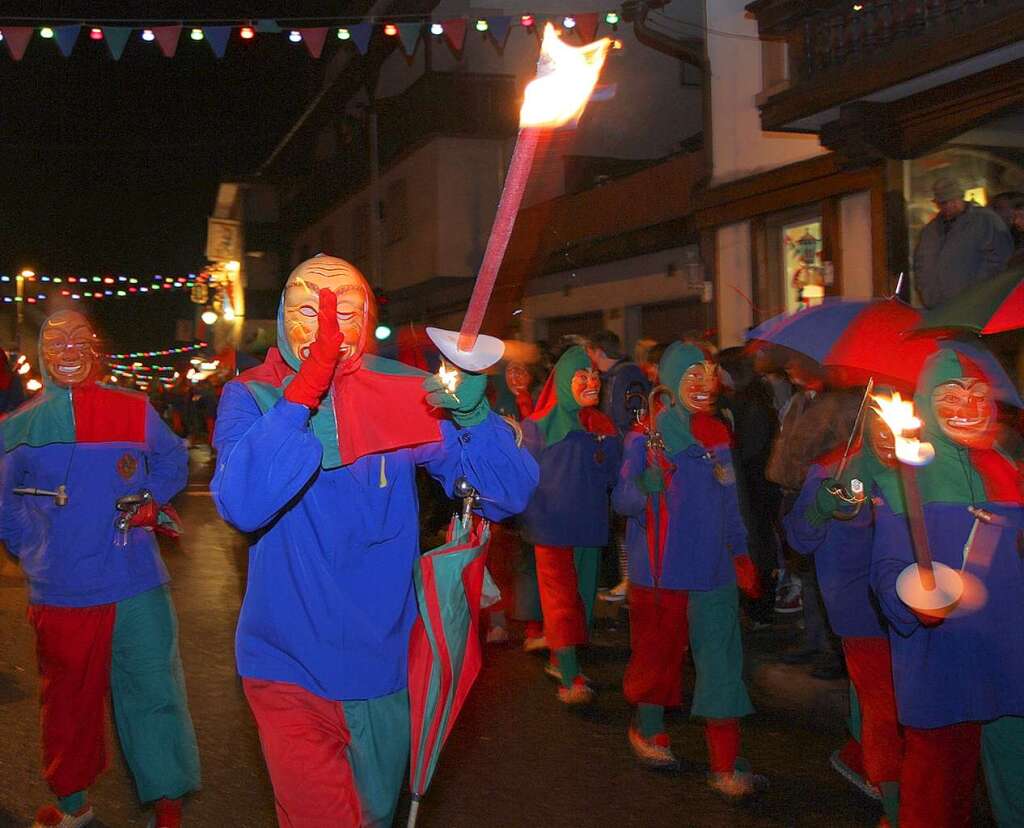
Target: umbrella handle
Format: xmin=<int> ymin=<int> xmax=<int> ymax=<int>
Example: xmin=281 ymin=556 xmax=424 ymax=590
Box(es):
xmin=407 ymin=797 xmax=421 ymax=828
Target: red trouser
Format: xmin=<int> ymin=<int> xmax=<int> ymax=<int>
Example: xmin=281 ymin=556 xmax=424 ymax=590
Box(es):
xmin=623 ymin=585 xmax=688 ymax=707
xmin=28 ymin=602 xmax=116 ymax=797
xmin=842 ymin=636 xmax=903 ymax=785
xmin=624 ymin=585 xmax=739 ymax=774
xmin=534 ymin=545 xmax=586 ymax=650
xmin=901 ymin=722 xmax=981 ymax=828
xmin=244 ymin=679 xmax=362 ymax=827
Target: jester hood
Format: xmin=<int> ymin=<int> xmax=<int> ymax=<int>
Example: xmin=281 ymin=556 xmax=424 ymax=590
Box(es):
xmin=875 ymin=341 xmax=1023 ymax=513
xmin=1 ymin=310 xmax=147 ymax=452
xmin=528 ymin=345 xmax=614 ymax=447
xmin=238 ymin=255 xmax=442 ymax=469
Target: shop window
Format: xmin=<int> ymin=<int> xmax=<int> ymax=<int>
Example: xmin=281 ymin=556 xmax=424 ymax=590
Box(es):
xmin=781 ymin=219 xmax=824 ymax=311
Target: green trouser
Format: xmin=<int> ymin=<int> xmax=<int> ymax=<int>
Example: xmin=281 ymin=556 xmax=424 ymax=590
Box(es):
xmin=574 ymin=546 xmax=601 ymax=631
xmin=111 ymin=586 xmax=201 ymax=802
xmin=982 ymin=715 xmax=1024 ymax=827
xmin=688 ymin=584 xmax=755 ymax=720
xmin=343 ymin=689 xmax=411 ymax=828
xmin=513 ymin=542 xmax=543 ymax=622
xmin=849 ymin=682 xmax=863 ymax=741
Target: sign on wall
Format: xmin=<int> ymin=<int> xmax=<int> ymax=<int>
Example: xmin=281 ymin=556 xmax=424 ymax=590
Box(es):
xmin=206 ymin=218 xmax=242 ymax=262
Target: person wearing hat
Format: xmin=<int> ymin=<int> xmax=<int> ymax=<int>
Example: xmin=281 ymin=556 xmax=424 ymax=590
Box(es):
xmin=912 ymin=176 xmax=1012 ymax=309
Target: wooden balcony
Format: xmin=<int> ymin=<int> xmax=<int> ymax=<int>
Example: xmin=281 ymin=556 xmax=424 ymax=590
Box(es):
xmin=747 ymin=0 xmax=1024 ymax=134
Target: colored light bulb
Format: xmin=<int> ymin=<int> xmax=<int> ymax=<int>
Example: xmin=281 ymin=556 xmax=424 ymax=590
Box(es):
xmin=475 ymin=19 xmax=489 ymax=32
xmin=240 ymin=26 xmax=255 ymax=40
xmin=337 ymin=27 xmax=350 ymax=40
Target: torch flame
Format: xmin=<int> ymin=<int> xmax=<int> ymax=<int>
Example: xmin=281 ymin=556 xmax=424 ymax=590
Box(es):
xmin=437 ymin=360 xmax=461 ymax=400
xmin=872 ymin=392 xmax=935 ymax=466
xmin=519 ymin=23 xmax=612 ymax=128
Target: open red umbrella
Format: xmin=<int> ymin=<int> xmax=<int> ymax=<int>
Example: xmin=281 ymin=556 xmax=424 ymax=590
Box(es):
xmin=746 ymin=299 xmax=938 ymax=390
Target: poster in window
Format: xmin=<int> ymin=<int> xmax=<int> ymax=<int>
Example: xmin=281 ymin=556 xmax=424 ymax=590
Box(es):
xmin=782 ymin=220 xmax=823 ymax=311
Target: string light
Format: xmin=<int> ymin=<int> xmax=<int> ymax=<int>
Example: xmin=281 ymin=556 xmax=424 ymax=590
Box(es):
xmin=190 ymin=28 xmax=204 ymax=41
xmin=562 ymin=16 xmax=577 ymax=28
xmin=141 ymin=29 xmax=155 ymax=41
xmin=40 ymin=27 xmax=54 ymax=39
xmin=383 ymin=23 xmax=398 ymax=36
xmin=240 ymin=26 xmax=255 ymax=40
xmin=90 ymin=27 xmax=104 ymax=41
xmin=337 ymin=27 xmax=350 ymax=40
xmin=475 ymin=19 xmax=489 ymax=32
xmin=604 ymin=11 xmax=620 ymax=26
xmin=520 ymin=14 xmax=536 ymax=28
xmin=429 ymin=23 xmax=443 ymax=36
xmin=288 ymin=30 xmax=302 ymax=43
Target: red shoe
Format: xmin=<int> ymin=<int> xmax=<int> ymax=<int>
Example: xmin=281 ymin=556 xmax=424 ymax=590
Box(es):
xmin=628 ymin=727 xmax=679 ymax=769
xmin=557 ymin=677 xmax=595 ymax=705
xmin=152 ymin=798 xmax=182 ymax=828
xmin=32 ymin=804 xmax=94 ymax=828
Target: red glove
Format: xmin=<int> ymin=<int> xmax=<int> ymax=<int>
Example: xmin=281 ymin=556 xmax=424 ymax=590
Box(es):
xmin=733 ymin=553 xmax=762 ymax=600
xmin=129 ymin=500 xmax=159 ymax=529
xmin=284 ymin=288 xmax=343 ymax=409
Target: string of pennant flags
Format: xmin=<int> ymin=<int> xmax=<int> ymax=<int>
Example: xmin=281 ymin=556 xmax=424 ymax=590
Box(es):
xmin=0 ymin=12 xmax=621 ymax=61
xmin=0 ymin=272 xmax=197 ymax=304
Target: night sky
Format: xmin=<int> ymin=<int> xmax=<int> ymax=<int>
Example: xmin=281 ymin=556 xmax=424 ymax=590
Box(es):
xmin=0 ymin=3 xmax=346 ymax=349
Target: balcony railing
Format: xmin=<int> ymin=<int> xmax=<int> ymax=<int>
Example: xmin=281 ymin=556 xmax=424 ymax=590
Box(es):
xmin=797 ymin=0 xmax=1012 ymax=81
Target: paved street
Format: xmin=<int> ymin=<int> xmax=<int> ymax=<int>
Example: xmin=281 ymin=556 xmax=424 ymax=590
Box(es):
xmin=0 ymin=449 xmax=928 ymax=827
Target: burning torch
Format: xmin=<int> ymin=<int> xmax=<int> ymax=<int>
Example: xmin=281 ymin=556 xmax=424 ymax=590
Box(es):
xmin=872 ymin=392 xmax=963 ymax=615
xmin=427 ymin=24 xmax=613 ymax=372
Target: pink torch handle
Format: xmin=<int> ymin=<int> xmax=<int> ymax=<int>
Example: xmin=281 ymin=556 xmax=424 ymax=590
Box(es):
xmin=458 ymin=127 xmax=541 ymax=352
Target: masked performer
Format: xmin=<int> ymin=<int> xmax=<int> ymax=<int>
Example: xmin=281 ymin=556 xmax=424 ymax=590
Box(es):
xmin=612 ymin=342 xmax=763 ymax=797
xmin=0 ymin=311 xmax=198 ymax=828
xmin=211 ymin=256 xmax=537 ymax=827
xmin=521 ymin=346 xmax=620 ymax=703
xmin=870 ymin=342 xmax=1024 ymax=828
xmin=785 ymin=401 xmax=903 ymax=826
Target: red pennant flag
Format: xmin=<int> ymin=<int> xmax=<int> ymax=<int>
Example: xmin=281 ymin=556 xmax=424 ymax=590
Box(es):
xmin=574 ymin=13 xmax=599 ymax=43
xmin=443 ymin=18 xmax=466 ymax=53
xmin=299 ymin=27 xmax=327 ymax=58
xmin=1 ymin=27 xmax=33 ymax=61
xmin=153 ymin=25 xmax=181 ymax=58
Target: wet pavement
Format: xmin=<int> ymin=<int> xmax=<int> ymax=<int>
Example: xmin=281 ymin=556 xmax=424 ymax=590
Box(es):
xmin=0 ymin=447 xmax=959 ymax=827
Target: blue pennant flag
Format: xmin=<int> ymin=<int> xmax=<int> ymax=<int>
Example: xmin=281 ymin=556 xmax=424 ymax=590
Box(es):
xmin=488 ymin=16 xmax=511 ymax=48
xmin=54 ymin=25 xmax=80 ymax=57
xmin=104 ymin=27 xmax=132 ymax=60
xmin=349 ymin=22 xmax=373 ymax=54
xmin=203 ymin=26 xmax=231 ymax=58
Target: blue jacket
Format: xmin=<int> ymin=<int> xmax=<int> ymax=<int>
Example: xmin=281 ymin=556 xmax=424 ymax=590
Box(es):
xmin=519 ymin=419 xmax=621 ymax=548
xmin=784 ymin=463 xmax=885 ymax=638
xmin=211 ymin=383 xmax=538 ymax=701
xmin=871 ymin=499 xmax=1024 ymax=728
xmin=0 ymin=404 xmax=187 ymax=607
xmin=613 ymin=431 xmax=746 ymax=591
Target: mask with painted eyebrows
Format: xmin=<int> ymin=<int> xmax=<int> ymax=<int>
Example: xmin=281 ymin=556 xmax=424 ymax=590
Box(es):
xmin=41 ymin=310 xmax=99 ymax=387
xmin=283 ymin=256 xmax=370 ymax=366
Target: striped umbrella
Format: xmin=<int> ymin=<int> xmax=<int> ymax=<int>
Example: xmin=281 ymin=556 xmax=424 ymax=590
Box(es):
xmin=407 ymin=510 xmax=493 ymax=826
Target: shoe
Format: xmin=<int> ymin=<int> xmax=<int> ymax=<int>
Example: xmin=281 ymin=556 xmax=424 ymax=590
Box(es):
xmin=557 ymin=677 xmax=595 ymax=705
xmin=599 ymin=578 xmax=629 ymax=603
xmin=32 ymin=805 xmax=94 ymax=828
xmin=779 ymin=647 xmax=818 ymax=665
xmin=152 ymin=798 xmax=182 ymax=828
xmin=708 ymin=770 xmax=769 ymax=799
xmin=829 ymin=749 xmax=881 ymax=801
xmin=774 ymin=577 xmax=803 ymax=614
xmin=544 ymin=662 xmax=589 ymax=684
xmin=628 ymin=727 xmax=679 ymax=769
xmin=523 ymin=635 xmax=548 ymax=653
xmin=486 ymin=625 xmax=510 ymax=644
